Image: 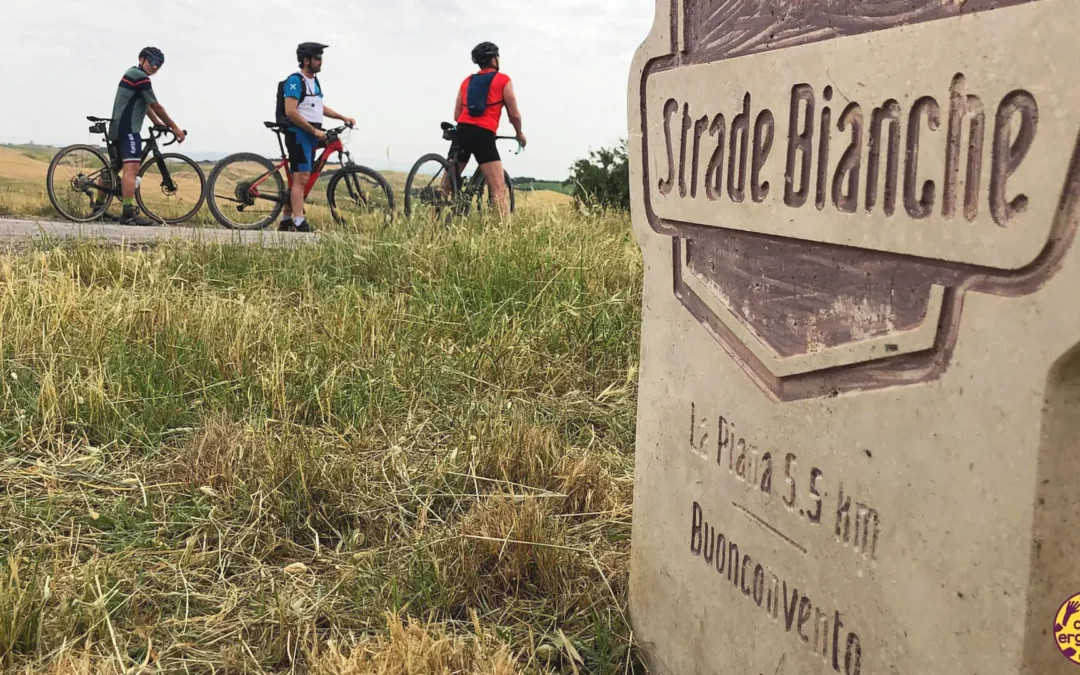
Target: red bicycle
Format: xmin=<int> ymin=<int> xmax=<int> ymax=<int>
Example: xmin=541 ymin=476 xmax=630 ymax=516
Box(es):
xmin=205 ymin=123 xmax=394 ymax=229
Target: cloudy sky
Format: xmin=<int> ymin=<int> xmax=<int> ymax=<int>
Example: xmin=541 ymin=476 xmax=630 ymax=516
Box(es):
xmin=2 ymin=0 xmax=654 ymax=179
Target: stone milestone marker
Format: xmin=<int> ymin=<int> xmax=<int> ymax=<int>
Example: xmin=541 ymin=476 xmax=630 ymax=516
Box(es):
xmin=626 ymin=0 xmax=1080 ymax=673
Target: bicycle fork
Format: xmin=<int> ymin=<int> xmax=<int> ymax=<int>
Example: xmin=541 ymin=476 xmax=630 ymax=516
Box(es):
xmin=148 ymin=152 xmax=178 ymax=194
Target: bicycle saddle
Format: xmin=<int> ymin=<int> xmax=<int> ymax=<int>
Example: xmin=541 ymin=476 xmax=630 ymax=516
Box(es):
xmin=264 ymin=121 xmax=285 ymax=131
xmin=440 ymin=122 xmax=455 ymax=131
xmin=87 ymin=115 xmax=111 ymax=123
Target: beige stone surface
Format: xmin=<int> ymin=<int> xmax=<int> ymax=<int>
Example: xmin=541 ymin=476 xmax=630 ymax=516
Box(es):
xmin=626 ymin=1 xmax=1080 ymax=673
xmin=643 ymin=0 xmax=1079 ymax=269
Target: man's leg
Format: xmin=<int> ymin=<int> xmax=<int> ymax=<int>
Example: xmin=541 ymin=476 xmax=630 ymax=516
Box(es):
xmin=117 ymin=135 xmax=151 ymax=225
xmin=290 ymin=171 xmax=309 ymax=224
xmin=287 ymin=129 xmax=317 ymax=231
xmin=278 ymin=173 xmax=295 ymax=230
xmin=281 ymin=129 xmax=312 ymax=230
xmin=478 ymin=160 xmax=510 ymax=220
xmin=439 ymin=161 xmax=468 ymax=197
xmin=91 ymin=158 xmax=117 ymax=220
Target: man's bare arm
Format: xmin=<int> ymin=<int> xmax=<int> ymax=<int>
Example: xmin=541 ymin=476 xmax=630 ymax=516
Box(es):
xmin=147 ymin=107 xmax=163 ymax=126
xmin=322 ymin=105 xmax=355 ymax=127
xmin=502 ymin=81 xmax=526 ymax=147
xmin=453 ymin=87 xmax=464 ymax=121
xmin=148 ymin=103 xmax=185 ymax=143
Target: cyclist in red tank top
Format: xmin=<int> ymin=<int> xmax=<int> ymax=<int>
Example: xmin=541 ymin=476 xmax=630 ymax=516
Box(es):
xmin=447 ymin=42 xmax=526 ymax=220
xmin=456 ymin=69 xmax=509 ymax=133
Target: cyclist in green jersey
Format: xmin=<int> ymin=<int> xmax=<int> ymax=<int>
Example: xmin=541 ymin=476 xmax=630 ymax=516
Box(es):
xmin=105 ymin=47 xmax=186 ymax=225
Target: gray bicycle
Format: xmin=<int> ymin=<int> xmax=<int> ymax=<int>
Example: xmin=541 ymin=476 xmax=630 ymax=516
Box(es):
xmin=403 ymin=122 xmax=521 ymax=220
xmin=46 ymin=117 xmax=205 ymax=224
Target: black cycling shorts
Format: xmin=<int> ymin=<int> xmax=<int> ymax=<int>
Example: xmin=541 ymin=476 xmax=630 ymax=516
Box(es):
xmin=450 ymin=123 xmax=500 ymax=166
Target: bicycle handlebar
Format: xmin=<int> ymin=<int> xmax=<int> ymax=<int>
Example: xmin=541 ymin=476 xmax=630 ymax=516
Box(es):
xmin=324 ymin=124 xmax=354 ymax=141
xmin=149 ymin=124 xmax=187 ymax=146
xmin=495 ymin=135 xmax=524 ymax=154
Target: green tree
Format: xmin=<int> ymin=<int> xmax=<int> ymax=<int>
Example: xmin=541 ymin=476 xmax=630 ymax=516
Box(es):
xmin=568 ymin=139 xmax=630 ymax=210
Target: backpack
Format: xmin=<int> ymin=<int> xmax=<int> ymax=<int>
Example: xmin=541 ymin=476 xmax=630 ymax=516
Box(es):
xmin=465 ymin=71 xmax=501 ymax=117
xmin=275 ymin=73 xmax=321 ymax=125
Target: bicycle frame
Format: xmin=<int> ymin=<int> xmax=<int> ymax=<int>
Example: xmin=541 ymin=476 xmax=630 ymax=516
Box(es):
xmin=95 ymin=126 xmax=179 ymax=197
xmin=445 ymin=132 xmax=521 ymax=198
xmin=247 ymin=131 xmax=347 ymax=203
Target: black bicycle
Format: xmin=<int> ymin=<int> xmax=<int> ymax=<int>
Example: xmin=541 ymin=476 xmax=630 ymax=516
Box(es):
xmin=46 ymin=117 xmax=206 ymax=224
xmin=403 ymin=122 xmax=520 ymax=219
xmin=204 ymin=123 xmax=394 ymax=230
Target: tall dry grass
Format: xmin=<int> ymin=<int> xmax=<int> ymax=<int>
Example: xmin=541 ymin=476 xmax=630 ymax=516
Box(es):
xmin=0 ymin=204 xmax=644 ymax=673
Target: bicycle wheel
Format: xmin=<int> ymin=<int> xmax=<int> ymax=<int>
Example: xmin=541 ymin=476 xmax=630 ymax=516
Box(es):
xmin=471 ymin=169 xmax=516 ymax=215
xmin=327 ymin=165 xmax=395 ymax=227
xmin=205 ymin=152 xmax=286 ymax=230
xmin=136 ymin=153 xmax=207 ymax=224
xmin=404 ymin=153 xmax=458 ymax=221
xmin=46 ymin=144 xmax=117 ymax=222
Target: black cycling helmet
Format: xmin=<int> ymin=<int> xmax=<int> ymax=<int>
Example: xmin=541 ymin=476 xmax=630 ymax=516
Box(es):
xmin=139 ymin=47 xmax=164 ymax=67
xmin=471 ymin=42 xmax=499 ymax=67
xmin=297 ymin=42 xmax=328 ymax=63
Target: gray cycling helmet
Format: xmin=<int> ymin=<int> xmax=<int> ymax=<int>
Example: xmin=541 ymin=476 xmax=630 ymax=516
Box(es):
xmin=297 ymin=42 xmax=328 ymax=62
xmin=471 ymin=42 xmax=499 ymax=67
xmin=139 ymin=47 xmax=164 ymax=67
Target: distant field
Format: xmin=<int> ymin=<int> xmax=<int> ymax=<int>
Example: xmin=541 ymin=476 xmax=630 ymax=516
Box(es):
xmin=0 ymin=146 xmax=57 ymax=218
xmin=515 ymin=180 xmax=574 ymax=195
xmin=3 ymin=144 xmax=57 ymax=164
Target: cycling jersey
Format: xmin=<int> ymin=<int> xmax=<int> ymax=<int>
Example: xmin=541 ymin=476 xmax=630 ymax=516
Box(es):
xmin=283 ymin=72 xmax=324 ymax=125
xmin=456 ymin=69 xmax=510 ymax=133
xmin=108 ymin=66 xmax=158 ymax=140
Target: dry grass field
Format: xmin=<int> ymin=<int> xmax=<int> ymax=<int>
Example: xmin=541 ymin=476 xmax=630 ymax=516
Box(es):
xmin=0 ymin=143 xmax=643 ymax=673
xmin=0 ymin=147 xmax=58 ymax=219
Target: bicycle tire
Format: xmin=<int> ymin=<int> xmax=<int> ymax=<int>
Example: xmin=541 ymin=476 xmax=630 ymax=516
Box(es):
xmin=46 ymin=144 xmax=116 ymax=222
xmin=136 ymin=152 xmax=207 ymax=224
xmin=326 ymin=165 xmax=395 ymax=226
xmin=470 ymin=169 xmax=516 ymax=215
xmin=404 ymin=153 xmax=458 ymax=220
xmin=205 ymin=152 xmax=286 ymax=230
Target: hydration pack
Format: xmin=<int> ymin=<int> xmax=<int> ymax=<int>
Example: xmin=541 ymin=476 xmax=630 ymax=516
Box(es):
xmin=465 ymin=71 xmax=501 ymax=117
xmin=275 ymin=73 xmax=321 ymax=125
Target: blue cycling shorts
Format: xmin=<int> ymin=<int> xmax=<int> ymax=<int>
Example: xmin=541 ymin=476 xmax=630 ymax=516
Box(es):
xmin=117 ymin=133 xmax=143 ymax=164
xmin=284 ymin=125 xmax=321 ymax=173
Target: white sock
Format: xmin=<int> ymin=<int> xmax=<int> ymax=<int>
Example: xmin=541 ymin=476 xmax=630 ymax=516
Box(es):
xmin=293 ymin=216 xmax=305 ymax=225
